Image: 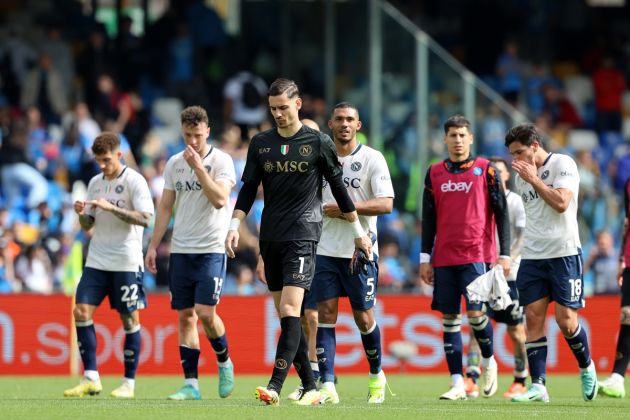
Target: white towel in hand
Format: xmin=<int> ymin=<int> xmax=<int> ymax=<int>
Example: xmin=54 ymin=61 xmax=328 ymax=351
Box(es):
xmin=466 ymin=265 xmax=513 ymax=311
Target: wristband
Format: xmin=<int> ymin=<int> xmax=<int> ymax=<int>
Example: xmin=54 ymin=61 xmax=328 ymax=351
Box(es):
xmin=228 ymin=218 xmax=241 ymax=231
xmin=351 ymin=219 xmax=365 ymax=239
xmin=499 ymin=255 xmax=511 ymax=261
xmin=420 ymin=253 xmax=431 ymax=264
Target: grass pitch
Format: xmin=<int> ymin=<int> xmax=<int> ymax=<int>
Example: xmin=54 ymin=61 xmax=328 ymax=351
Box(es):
xmin=2 ymin=374 xmax=629 ymax=419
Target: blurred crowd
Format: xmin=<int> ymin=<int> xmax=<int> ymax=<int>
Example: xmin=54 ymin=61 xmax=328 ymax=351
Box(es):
xmin=1 ymin=1 xmax=630 ymax=297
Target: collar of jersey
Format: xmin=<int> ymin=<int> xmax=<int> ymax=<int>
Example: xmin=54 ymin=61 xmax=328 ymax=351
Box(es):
xmin=102 ymin=166 xmax=127 ymax=180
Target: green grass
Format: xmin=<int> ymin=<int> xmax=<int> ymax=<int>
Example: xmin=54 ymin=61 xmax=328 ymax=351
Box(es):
xmin=1 ymin=374 xmax=629 ymax=419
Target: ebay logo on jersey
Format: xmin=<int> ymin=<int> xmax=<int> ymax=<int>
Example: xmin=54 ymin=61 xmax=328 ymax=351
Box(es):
xmin=440 ymin=180 xmax=472 ymax=193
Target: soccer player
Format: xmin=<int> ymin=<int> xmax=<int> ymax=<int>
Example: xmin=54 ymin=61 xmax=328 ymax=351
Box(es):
xmin=505 ymin=123 xmax=597 ymax=402
xmin=465 ymin=157 xmax=528 ymax=399
xmin=597 ymin=177 xmax=630 ymax=398
xmin=225 ymin=78 xmax=372 ymax=406
xmin=145 ymin=106 xmax=236 ymax=401
xmin=64 ymin=132 xmax=154 ymax=398
xmin=311 ymin=102 xmax=394 ymax=404
xmin=420 ymin=115 xmax=511 ymax=400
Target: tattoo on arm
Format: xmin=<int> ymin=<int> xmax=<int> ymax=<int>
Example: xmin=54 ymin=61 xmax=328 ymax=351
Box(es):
xmin=109 ymin=207 xmax=151 ymax=227
xmin=78 ymin=214 xmax=95 ymax=230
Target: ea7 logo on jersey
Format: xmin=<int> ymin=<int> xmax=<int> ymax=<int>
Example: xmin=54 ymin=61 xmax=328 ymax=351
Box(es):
xmin=440 ymin=180 xmax=472 ymax=193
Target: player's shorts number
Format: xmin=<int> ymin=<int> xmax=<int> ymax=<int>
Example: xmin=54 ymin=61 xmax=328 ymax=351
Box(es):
xmin=298 ymin=257 xmax=305 ymax=274
xmin=365 ymin=277 xmax=375 ymax=302
xmin=510 ymin=299 xmax=523 ymax=320
xmin=569 ymin=278 xmax=582 ymax=302
xmin=120 ymin=284 xmax=139 ymax=303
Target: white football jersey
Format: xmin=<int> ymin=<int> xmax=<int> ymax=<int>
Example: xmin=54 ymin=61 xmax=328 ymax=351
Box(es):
xmin=164 ymin=146 xmax=236 ymax=253
xmin=317 ymin=144 xmax=394 ymax=258
xmin=505 ymin=189 xmax=526 ymax=280
xmin=85 ymin=167 xmax=154 ymax=271
xmin=514 ymin=153 xmax=581 ymax=260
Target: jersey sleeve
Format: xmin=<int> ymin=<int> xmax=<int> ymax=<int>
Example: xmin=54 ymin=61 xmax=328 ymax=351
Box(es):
xmin=163 ymin=157 xmax=176 ymax=191
xmin=241 ymin=137 xmax=262 ymax=184
xmin=130 ymin=172 xmax=154 ymax=215
xmin=552 ymin=155 xmax=579 ymax=191
xmin=214 ymin=152 xmax=237 ymax=187
xmin=369 ymin=151 xmax=395 ymax=198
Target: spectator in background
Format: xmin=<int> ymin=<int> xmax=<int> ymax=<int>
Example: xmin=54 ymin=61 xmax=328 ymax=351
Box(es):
xmin=14 ymin=243 xmax=53 ymax=293
xmin=0 ymin=28 xmax=38 ymax=106
xmin=496 ymin=40 xmax=524 ymax=106
xmin=584 ymin=230 xmax=619 ymax=295
xmin=592 ymin=55 xmax=627 ymax=133
xmin=76 ymin=25 xmax=116 ymax=112
xmin=20 ymin=52 xmax=68 ymax=125
xmin=223 ymin=70 xmax=268 ymax=140
xmin=0 ymin=233 xmax=16 ymax=293
xmin=40 ymin=23 xmax=75 ymax=95
xmin=541 ymin=82 xmax=582 ymax=129
xmin=378 ymin=235 xmax=407 ymax=292
xmin=0 ymin=120 xmax=49 ymax=211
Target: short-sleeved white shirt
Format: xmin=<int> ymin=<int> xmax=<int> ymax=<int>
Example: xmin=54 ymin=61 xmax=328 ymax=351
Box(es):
xmin=514 ymin=153 xmax=581 ymax=260
xmin=85 ymin=167 xmax=154 ymax=271
xmin=164 ymin=146 xmax=236 ymax=253
xmin=317 ymin=144 xmax=394 ymax=259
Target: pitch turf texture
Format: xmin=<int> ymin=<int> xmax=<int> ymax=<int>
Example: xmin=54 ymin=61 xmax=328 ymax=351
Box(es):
xmin=2 ymin=374 xmax=629 ymax=419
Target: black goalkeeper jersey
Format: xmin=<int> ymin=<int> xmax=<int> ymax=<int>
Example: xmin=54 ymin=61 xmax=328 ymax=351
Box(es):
xmin=241 ymin=125 xmax=350 ymax=242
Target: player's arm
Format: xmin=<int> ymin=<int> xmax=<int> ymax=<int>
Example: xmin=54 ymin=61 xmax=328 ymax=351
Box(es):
xmin=420 ymin=167 xmax=436 ymax=285
xmin=75 ymin=200 xmax=95 ymax=231
xmin=487 ymin=163 xmax=511 ymax=276
xmin=88 ymin=198 xmax=151 ymax=227
xmin=226 ymin=139 xmax=261 ymax=258
xmin=145 ymin=189 xmax=175 ymax=273
xmin=512 ymin=159 xmax=573 ymax=213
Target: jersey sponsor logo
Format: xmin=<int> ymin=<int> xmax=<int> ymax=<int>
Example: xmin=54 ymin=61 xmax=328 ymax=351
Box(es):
xmin=278 ymin=161 xmax=308 ymax=173
xmin=521 ymin=190 xmax=539 ymax=203
xmin=299 ymin=145 xmax=312 ymax=157
xmin=258 ymin=147 xmax=271 ymax=154
xmin=473 ymin=167 xmax=483 ymax=176
xmin=175 ymin=180 xmax=202 ymax=191
xmin=343 ymin=177 xmax=361 ymax=189
xmin=280 ymin=145 xmax=289 ymax=155
xmin=440 ymin=180 xmax=472 ymax=193
xmin=115 ymin=185 xmax=124 ymax=194
xmin=350 ymin=162 xmax=362 ymax=172
xmin=541 ymin=170 xmax=549 ymax=180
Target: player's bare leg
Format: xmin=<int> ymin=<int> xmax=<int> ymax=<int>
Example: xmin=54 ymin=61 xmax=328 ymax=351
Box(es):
xmin=168 ymin=309 xmax=202 ymax=400
xmin=196 ymin=303 xmax=234 ymax=398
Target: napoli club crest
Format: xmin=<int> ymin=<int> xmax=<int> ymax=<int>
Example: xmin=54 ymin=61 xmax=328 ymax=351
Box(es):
xmin=472 ymin=167 xmax=483 ymax=176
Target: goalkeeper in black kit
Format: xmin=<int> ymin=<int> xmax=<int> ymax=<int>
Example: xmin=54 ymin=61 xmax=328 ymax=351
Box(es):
xmin=225 ymin=78 xmax=372 ymax=406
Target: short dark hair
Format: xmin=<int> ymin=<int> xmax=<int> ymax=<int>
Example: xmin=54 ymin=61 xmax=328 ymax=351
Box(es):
xmin=332 ymin=102 xmax=359 ymax=117
xmin=504 ymin=123 xmax=542 ymax=148
xmin=92 ymin=132 xmax=120 ymax=155
xmin=268 ymin=78 xmax=300 ymax=98
xmin=181 ymin=106 xmax=209 ymax=127
xmin=444 ymin=115 xmax=471 ymax=134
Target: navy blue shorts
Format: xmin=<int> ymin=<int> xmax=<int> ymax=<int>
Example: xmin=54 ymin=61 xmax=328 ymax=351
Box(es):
xmin=311 ymin=254 xmax=379 ymax=311
xmin=168 ymin=253 xmax=226 ymax=310
xmin=76 ymin=267 xmax=147 ymax=314
xmin=485 ymin=280 xmax=523 ymax=325
xmin=259 ymin=240 xmax=317 ymax=292
xmin=432 ymin=263 xmax=488 ymax=314
xmin=517 ymin=253 xmax=584 ymax=308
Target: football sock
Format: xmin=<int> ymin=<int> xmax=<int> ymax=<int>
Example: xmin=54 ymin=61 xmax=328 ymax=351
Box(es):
xmin=470 ymin=315 xmax=494 ymax=358
xmin=564 ymin=324 xmax=591 ymax=369
xmin=612 ymin=325 xmax=630 ymax=376
xmin=268 ymin=316 xmax=301 ymax=393
xmin=179 ymin=345 xmax=200 ymax=379
xmin=466 ymin=351 xmax=481 ymax=381
xmin=514 ymin=355 xmax=527 ymax=383
xmin=293 ymin=329 xmax=317 ymax=392
xmin=209 ymin=334 xmax=230 ymax=363
xmin=310 ymin=361 xmax=320 ymax=382
xmin=443 ymin=318 xmax=463 ymax=375
xmin=123 ymin=324 xmax=141 ymax=379
xmin=526 ymin=336 xmax=547 ymax=386
xmin=316 ymin=323 xmax=337 ymax=383
xmin=360 ymin=322 xmax=382 ymax=374
xmin=76 ymin=320 xmax=97 ymax=372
